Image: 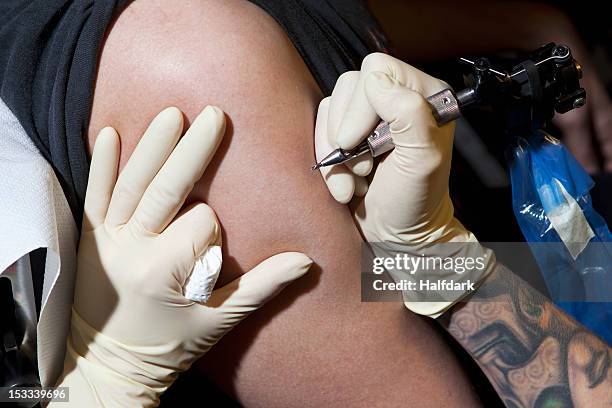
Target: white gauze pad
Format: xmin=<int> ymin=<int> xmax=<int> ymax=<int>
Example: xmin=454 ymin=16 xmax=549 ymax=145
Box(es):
xmin=184 ymin=245 xmax=222 ymax=303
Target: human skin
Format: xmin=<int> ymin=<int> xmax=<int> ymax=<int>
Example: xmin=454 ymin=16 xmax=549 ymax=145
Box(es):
xmin=440 ymin=264 xmax=612 ymax=408
xmin=86 ymin=0 xmax=483 ymax=406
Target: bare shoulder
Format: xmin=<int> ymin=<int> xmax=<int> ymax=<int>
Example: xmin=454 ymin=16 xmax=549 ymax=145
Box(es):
xmin=89 ymin=0 xmax=329 ymax=282
xmin=88 ymin=0 xmax=321 ymax=163
xmin=87 ymin=2 xmax=483 ymax=406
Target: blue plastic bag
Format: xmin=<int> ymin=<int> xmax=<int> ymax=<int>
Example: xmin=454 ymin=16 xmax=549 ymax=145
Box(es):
xmin=509 ymin=131 xmax=612 ymax=344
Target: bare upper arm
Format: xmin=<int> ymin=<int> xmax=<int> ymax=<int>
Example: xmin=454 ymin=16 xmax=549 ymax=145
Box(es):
xmin=89 ymin=0 xmax=327 ymax=282
xmin=88 ymin=1 xmax=482 ymax=405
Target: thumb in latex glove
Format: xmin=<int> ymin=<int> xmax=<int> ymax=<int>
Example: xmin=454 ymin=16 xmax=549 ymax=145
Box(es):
xmin=53 ymin=106 xmax=312 ymax=407
xmin=315 ymin=53 xmax=494 ymax=316
xmin=317 ymin=53 xmax=466 ymax=244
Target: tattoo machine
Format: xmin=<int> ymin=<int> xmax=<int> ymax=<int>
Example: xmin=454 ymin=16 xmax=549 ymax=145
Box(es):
xmin=314 ymin=43 xmax=612 ymax=342
xmin=312 ymin=43 xmax=585 ymax=170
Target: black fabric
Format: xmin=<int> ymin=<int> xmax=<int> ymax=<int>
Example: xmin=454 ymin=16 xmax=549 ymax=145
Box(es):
xmin=248 ymin=0 xmax=388 ymax=95
xmin=0 ymin=0 xmax=386 ymax=227
xmin=0 ymin=0 xmax=129 ymax=227
xmin=29 ymin=248 xmax=46 ymax=318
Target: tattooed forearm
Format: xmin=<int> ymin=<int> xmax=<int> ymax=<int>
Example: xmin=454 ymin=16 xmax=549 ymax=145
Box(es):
xmin=438 ymin=264 xmax=612 ymax=408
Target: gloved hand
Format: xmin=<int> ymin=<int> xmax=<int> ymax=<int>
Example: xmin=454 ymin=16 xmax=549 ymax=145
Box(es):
xmin=315 ymin=53 xmax=494 ymax=316
xmin=52 ymin=106 xmax=312 ymax=407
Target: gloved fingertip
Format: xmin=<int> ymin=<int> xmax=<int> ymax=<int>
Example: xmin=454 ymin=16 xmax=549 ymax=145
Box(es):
xmin=150 ymin=107 xmax=184 ymax=137
xmin=201 ymin=105 xmax=227 ymax=134
xmin=334 ymin=190 xmax=353 ymax=204
xmin=98 ymin=126 xmax=118 ymax=138
xmin=203 ymin=105 xmax=224 ymax=118
xmin=335 ymin=178 xmax=356 ymax=204
xmin=329 ymin=179 xmax=354 ymax=204
xmin=94 ymin=127 xmax=119 ymax=150
xmin=274 ymin=251 xmax=313 ymax=266
xmin=348 ymin=156 xmax=373 ymax=176
xmin=268 ymin=252 xmax=313 ymax=279
xmin=324 ymin=168 xmax=355 ymax=203
xmin=161 ymin=106 xmax=183 ymax=122
xmin=318 ymin=96 xmax=331 ymax=112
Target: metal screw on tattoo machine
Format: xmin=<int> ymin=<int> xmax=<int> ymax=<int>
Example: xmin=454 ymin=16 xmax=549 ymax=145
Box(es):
xmin=311 ymin=43 xmax=585 ymax=170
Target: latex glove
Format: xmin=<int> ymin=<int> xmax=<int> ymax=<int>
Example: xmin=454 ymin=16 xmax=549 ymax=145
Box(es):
xmin=52 ymin=106 xmax=312 ymax=407
xmin=315 ymin=53 xmax=494 ymax=316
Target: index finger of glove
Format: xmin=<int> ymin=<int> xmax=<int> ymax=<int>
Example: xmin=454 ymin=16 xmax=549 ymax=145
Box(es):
xmin=336 ymin=53 xmax=447 ymax=150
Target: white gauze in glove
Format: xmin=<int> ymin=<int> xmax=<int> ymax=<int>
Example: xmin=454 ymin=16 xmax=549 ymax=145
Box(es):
xmin=184 ymin=245 xmax=222 ymax=302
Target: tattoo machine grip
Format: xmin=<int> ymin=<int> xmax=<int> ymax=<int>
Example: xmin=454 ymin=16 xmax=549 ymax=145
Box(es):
xmin=368 ymin=88 xmax=460 ymax=158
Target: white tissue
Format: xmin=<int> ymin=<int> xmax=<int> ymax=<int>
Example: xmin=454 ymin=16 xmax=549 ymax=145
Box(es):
xmin=0 ymin=98 xmax=79 ymax=386
xmin=184 ymin=245 xmax=222 ymax=303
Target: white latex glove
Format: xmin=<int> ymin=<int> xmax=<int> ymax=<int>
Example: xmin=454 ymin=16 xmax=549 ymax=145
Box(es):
xmin=52 ymin=106 xmax=312 ymax=407
xmin=315 ymin=53 xmax=494 ymax=316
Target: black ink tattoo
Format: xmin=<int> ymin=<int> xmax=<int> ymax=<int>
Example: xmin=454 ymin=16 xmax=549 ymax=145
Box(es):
xmin=438 ymin=264 xmax=611 ymax=408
